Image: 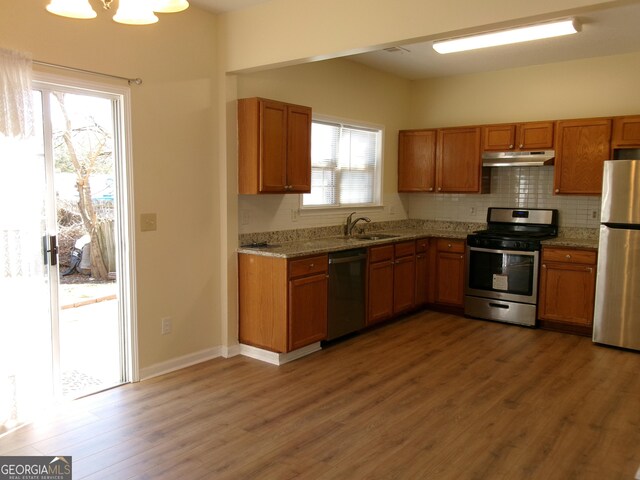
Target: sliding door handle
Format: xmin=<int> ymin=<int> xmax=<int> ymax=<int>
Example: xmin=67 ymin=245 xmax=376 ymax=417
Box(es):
xmin=44 ymin=234 xmax=58 ymax=266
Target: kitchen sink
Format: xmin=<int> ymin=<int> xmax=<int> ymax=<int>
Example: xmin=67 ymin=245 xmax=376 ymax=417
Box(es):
xmin=352 ymin=233 xmax=400 ymax=241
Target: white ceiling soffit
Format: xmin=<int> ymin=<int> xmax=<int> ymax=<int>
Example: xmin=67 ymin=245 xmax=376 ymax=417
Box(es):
xmin=349 ymin=2 xmax=640 ymax=79
xmin=189 ymin=0 xmax=271 ymax=13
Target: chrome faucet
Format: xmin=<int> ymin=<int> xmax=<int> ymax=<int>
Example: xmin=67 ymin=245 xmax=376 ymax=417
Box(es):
xmin=344 ymin=211 xmax=371 ymax=236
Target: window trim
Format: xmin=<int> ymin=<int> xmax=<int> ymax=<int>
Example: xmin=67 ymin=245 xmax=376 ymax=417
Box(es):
xmin=300 ymin=113 xmax=384 ymax=211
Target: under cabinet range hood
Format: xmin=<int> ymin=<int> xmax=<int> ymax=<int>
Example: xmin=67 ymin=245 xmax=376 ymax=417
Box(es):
xmin=482 ymin=150 xmax=555 ymax=167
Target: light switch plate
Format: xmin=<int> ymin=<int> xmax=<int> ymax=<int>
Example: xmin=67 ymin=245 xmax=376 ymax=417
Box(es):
xmin=140 ymin=213 xmax=157 ymax=232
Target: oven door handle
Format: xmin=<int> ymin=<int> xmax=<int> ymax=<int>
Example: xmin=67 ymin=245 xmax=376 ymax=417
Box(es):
xmin=467 ymin=246 xmax=538 ymax=257
xmin=489 ymin=302 xmax=510 ymax=309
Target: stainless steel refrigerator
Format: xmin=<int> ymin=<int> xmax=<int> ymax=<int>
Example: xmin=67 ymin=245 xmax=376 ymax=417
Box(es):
xmin=593 ymin=160 xmax=640 ymax=351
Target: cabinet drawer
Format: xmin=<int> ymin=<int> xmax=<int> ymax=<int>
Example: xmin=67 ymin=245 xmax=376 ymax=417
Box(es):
xmin=369 ymin=245 xmax=394 ymax=263
xmin=416 ymin=238 xmax=429 ymax=253
xmin=394 ymin=241 xmax=416 ymax=258
xmin=436 ymin=238 xmax=465 ymax=253
xmin=542 ymin=248 xmax=596 ymax=265
xmin=289 ymin=255 xmax=328 ymax=278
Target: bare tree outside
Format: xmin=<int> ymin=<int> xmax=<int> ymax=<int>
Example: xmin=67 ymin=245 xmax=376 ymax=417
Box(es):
xmin=52 ymin=92 xmax=114 ymax=280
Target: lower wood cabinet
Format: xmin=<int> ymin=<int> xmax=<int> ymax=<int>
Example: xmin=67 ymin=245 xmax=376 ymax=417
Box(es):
xmin=239 ymin=253 xmax=327 ymax=353
xmin=415 ymin=238 xmax=430 ymax=307
xmin=367 ymin=241 xmax=416 ymax=325
xmin=434 ymin=238 xmax=466 ymax=307
xmin=538 ymin=247 xmax=597 ymax=335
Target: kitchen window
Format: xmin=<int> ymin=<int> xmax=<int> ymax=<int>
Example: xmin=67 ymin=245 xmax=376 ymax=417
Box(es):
xmin=302 ymin=117 xmax=382 ymax=208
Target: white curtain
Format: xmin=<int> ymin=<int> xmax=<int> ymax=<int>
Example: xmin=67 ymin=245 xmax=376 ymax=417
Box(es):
xmin=0 ymin=48 xmax=50 ymax=434
xmin=0 ymin=48 xmax=33 ymax=139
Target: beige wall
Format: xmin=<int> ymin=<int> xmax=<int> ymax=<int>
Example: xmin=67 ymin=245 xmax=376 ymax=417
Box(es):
xmin=0 ymin=2 xmax=221 ymax=372
xmin=409 ymin=51 xmax=640 ymax=128
xmin=235 ymin=58 xmax=412 ymax=234
xmin=220 ymin=0 xmax=619 ymax=73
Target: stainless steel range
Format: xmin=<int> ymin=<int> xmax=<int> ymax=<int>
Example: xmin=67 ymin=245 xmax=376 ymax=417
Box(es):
xmin=465 ymin=208 xmax=558 ymax=327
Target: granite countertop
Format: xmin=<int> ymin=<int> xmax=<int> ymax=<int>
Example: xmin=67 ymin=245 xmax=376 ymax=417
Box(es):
xmin=541 ymin=237 xmax=599 ymax=249
xmin=238 ymin=222 xmax=599 ymax=258
xmin=239 ymin=228 xmax=468 ymax=258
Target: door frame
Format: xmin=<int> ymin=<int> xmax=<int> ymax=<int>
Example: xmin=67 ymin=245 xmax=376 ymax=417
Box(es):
xmin=34 ymin=72 xmax=139 ymax=385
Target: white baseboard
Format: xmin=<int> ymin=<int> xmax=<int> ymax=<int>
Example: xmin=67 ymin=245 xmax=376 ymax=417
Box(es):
xmin=221 ymin=343 xmax=241 ymax=358
xmin=240 ymin=342 xmax=322 ymax=365
xmin=139 ymin=346 xmax=222 ymax=380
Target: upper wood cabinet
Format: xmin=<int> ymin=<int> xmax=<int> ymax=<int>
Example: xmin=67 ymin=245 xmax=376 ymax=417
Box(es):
xmin=483 ymin=121 xmax=554 ymax=151
xmin=398 ymin=130 xmax=436 ymax=192
xmin=238 ymin=97 xmax=312 ymax=194
xmin=436 ymin=127 xmax=483 ymax=193
xmin=612 ymin=115 xmax=640 ymax=148
xmin=554 ymin=118 xmax=612 ymax=195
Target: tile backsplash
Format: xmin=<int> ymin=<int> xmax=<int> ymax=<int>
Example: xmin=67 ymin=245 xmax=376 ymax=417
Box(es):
xmin=408 ymin=166 xmax=602 ymax=228
xmin=238 ymin=166 xmax=601 ymax=234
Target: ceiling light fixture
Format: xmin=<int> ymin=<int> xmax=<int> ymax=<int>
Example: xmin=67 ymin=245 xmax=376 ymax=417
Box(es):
xmin=433 ymin=19 xmax=580 ymax=54
xmin=46 ymin=0 xmax=189 ymax=25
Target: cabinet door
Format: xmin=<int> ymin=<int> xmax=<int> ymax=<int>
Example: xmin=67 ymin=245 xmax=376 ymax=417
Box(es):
xmin=436 ymin=127 xmax=482 ymax=193
xmin=415 ymin=239 xmax=429 ymax=306
xmin=393 ymin=255 xmax=416 ymax=314
xmin=288 ymin=273 xmax=327 ymax=351
xmin=435 ymin=251 xmax=465 ymax=307
xmin=538 ymin=262 xmax=595 ymax=326
xmin=554 ymin=118 xmax=612 ymax=195
xmin=612 ymin=116 xmax=640 ymax=147
xmin=518 ymin=121 xmax=554 ymax=150
xmin=286 ymin=104 xmax=312 ymax=193
xmin=259 ymin=100 xmax=288 ymax=192
xmin=483 ymin=125 xmax=516 ymax=151
xmin=398 ymin=130 xmax=436 ymax=192
xmin=368 ymin=260 xmax=394 ymax=325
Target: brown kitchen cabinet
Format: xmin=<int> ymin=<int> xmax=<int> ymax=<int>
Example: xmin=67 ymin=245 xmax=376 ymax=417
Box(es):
xmin=538 ymin=247 xmax=597 ymax=336
xmin=611 ymin=115 xmax=640 ymax=148
xmin=239 ymin=253 xmax=327 ymax=353
xmin=483 ymin=121 xmax=554 ymax=151
xmin=554 ymin=118 xmax=612 ymax=195
xmin=367 ymin=241 xmax=416 ymax=325
xmin=238 ymin=97 xmax=312 ymax=194
xmin=415 ymin=238 xmax=430 ymax=307
xmin=398 ymin=129 xmax=437 ymax=192
xmin=393 ymin=241 xmax=416 ymax=314
xmin=436 ymin=127 xmax=485 ymax=193
xmin=434 ymin=238 xmax=465 ymax=307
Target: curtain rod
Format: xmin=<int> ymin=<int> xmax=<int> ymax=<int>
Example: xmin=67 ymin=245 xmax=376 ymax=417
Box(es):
xmin=33 ymin=60 xmax=143 ymax=85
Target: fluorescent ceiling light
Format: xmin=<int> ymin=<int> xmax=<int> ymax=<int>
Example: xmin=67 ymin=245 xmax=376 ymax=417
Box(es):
xmin=433 ymin=19 xmax=580 ymax=54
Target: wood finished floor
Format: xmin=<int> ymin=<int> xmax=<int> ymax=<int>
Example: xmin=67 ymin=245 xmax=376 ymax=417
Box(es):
xmin=2 ymin=311 xmax=640 ymax=479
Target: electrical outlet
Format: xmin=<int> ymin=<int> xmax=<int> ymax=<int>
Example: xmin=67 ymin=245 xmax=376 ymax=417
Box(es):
xmin=591 ymin=210 xmax=599 ymax=219
xmin=291 ymin=209 xmax=299 ymax=222
xmin=240 ymin=210 xmax=250 ymax=226
xmin=470 ymin=207 xmax=477 ymax=216
xmin=161 ymin=317 xmax=172 ymax=335
xmin=390 ymin=205 xmax=397 ymax=215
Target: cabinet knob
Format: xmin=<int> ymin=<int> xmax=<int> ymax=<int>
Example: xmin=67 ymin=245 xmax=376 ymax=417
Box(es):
xmin=429 ymin=187 xmax=434 ymax=192
xmin=542 ymin=264 xmax=547 ymax=268
xmin=587 ymin=267 xmax=593 ymax=273
xmin=309 ymin=263 xmax=315 ymax=268
xmin=555 ymin=189 xmax=560 ymax=193
xmin=509 ymin=144 xmax=514 ymax=149
xmin=565 ymin=254 xmax=571 ymax=259
xmin=519 ymin=144 xmax=524 ymax=148
xmin=448 ymin=243 xmax=452 ymax=248
xmin=438 ymin=187 xmax=442 ymax=191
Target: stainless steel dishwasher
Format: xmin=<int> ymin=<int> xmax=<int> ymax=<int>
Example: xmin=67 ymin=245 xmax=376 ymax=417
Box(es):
xmin=326 ymin=248 xmax=367 ymax=341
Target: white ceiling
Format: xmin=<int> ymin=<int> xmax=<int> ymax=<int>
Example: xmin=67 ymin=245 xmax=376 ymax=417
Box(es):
xmin=191 ymin=0 xmax=640 ymax=79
